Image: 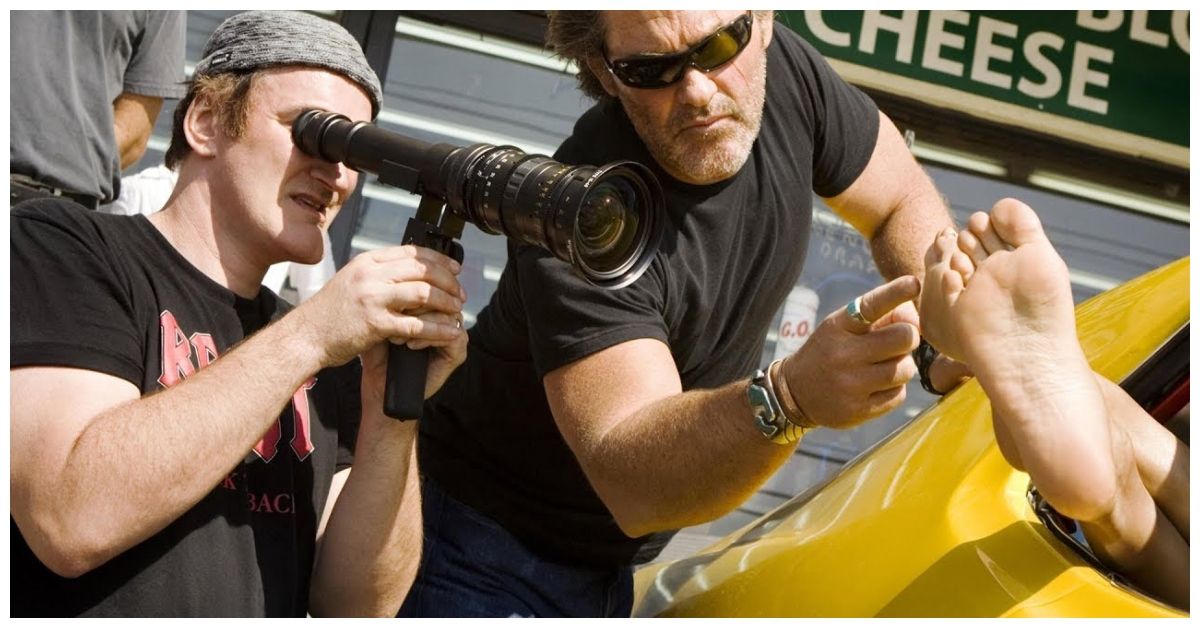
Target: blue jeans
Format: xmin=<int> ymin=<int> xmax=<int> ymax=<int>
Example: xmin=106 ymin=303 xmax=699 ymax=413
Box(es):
xmin=397 ymin=478 xmax=634 ymax=618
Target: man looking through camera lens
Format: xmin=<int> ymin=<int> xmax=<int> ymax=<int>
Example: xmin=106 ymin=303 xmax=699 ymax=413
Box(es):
xmin=10 ymin=11 xmax=466 ymax=617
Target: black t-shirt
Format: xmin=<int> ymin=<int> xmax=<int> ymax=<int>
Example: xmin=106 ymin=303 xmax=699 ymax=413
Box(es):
xmin=9 ymin=199 xmax=361 ymax=617
xmin=419 ymin=26 xmax=879 ymax=568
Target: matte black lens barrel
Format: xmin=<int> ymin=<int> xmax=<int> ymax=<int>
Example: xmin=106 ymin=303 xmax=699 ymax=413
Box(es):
xmin=292 ymin=110 xmax=449 ymax=196
xmin=292 ymin=109 xmax=664 ymax=290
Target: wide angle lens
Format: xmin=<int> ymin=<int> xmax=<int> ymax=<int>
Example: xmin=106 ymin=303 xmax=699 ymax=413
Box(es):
xmin=576 ymin=179 xmax=640 ymax=273
xmin=545 ymin=161 xmax=661 ymax=289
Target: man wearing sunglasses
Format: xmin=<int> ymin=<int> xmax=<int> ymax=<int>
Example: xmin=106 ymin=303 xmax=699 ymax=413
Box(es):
xmin=402 ymin=11 xmax=955 ymax=617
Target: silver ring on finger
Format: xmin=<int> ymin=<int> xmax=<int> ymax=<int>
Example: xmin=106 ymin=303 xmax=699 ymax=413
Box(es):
xmin=846 ymin=296 xmax=870 ymax=327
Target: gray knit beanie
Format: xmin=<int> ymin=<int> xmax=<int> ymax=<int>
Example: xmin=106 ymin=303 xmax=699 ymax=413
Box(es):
xmin=193 ymin=11 xmax=383 ymax=117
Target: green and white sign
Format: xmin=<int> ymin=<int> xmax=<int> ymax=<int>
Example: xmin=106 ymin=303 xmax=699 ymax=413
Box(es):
xmin=779 ymin=10 xmax=1190 ymax=167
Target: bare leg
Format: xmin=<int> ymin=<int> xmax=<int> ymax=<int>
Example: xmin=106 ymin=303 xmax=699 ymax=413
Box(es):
xmin=940 ymin=199 xmax=1188 ymax=609
xmin=1096 ymin=376 xmax=1190 ymax=542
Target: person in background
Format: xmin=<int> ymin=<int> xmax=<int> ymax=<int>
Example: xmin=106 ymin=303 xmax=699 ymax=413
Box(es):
xmin=10 ymin=11 xmax=186 ymax=209
xmin=10 ymin=11 xmax=466 ymax=617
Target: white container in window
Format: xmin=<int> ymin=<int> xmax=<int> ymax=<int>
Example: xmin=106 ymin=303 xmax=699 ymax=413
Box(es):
xmin=773 ymin=285 xmax=819 ymax=363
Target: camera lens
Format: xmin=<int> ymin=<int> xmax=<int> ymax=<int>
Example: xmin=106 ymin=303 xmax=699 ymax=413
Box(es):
xmin=439 ymin=145 xmax=660 ymax=288
xmin=550 ymin=162 xmax=660 ymax=288
xmin=576 ymin=179 xmax=639 ymax=273
xmin=292 ymin=109 xmax=663 ymax=290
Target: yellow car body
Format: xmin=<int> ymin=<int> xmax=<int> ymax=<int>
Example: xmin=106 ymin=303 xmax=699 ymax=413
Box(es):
xmin=633 ymin=257 xmax=1189 ymax=618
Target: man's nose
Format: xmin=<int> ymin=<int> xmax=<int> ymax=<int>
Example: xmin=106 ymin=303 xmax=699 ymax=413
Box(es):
xmin=310 ymin=160 xmax=356 ymax=198
xmin=675 ymin=67 xmax=718 ymax=108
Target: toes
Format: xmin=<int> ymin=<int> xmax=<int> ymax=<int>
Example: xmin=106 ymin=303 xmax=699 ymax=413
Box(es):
xmin=926 ymin=226 xmax=974 ymax=287
xmin=990 ymin=198 xmax=1047 ymax=248
xmin=949 ymin=250 xmax=974 ymax=283
xmin=929 ymin=227 xmax=958 ymax=263
xmin=957 ymin=226 xmax=988 ymax=266
xmin=971 ymin=212 xmax=1008 ymax=255
xmin=939 ymin=262 xmax=964 ymax=301
xmin=925 ymin=227 xmax=952 ymax=270
xmin=966 ymin=211 xmax=990 ymax=237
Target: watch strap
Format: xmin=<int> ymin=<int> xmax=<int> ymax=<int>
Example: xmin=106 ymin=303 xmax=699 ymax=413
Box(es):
xmin=749 ymin=370 xmax=788 ymax=444
xmin=768 ymin=358 xmax=814 ymax=429
xmin=913 ymin=338 xmax=943 ymax=395
xmin=749 ymin=365 xmax=808 ymax=445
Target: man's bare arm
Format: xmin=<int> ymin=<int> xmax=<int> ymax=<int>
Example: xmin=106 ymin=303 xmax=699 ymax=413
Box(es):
xmin=545 ymin=338 xmax=788 ymax=537
xmin=307 ymin=326 xmax=466 ymax=617
xmin=10 ymin=314 xmax=323 ymax=578
xmin=544 ymin=278 xmax=921 ymax=537
xmin=307 ymin=418 xmax=422 ymax=617
xmin=112 ymin=92 xmax=163 ymax=170
xmin=825 ymin=111 xmax=953 ymax=280
xmin=10 ymin=246 xmax=464 ymax=579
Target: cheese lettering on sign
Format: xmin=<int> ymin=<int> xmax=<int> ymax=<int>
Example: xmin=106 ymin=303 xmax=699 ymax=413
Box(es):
xmin=859 ymin=10 xmax=919 ymax=63
xmin=798 ymin=10 xmax=1191 ymax=119
xmin=1017 ymin=32 xmax=1065 ymax=99
xmin=1067 ymin=42 xmax=1113 ymax=114
xmin=922 ymin=11 xmax=970 ymax=77
xmin=970 ymin=16 xmax=1018 ymax=89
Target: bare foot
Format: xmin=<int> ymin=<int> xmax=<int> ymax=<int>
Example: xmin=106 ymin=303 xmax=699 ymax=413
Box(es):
xmin=940 ymin=199 xmax=1189 ymax=609
xmin=946 ymin=199 xmax=1114 ymax=522
xmin=951 ymin=200 xmax=1077 ymax=370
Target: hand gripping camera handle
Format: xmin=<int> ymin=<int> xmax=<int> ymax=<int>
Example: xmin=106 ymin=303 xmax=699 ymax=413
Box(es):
xmin=383 ymin=219 xmax=465 ymax=420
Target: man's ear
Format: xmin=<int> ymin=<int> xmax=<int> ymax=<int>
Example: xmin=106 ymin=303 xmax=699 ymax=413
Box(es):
xmin=586 ymin=56 xmax=620 ymax=98
xmin=183 ymin=94 xmax=221 ymax=159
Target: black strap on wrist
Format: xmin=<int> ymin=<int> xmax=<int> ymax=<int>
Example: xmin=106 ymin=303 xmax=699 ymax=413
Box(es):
xmin=913 ymin=338 xmax=943 ymax=396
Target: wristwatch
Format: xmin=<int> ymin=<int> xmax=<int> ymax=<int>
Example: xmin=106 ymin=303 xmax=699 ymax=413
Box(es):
xmin=913 ymin=338 xmax=942 ymax=395
xmin=748 ymin=367 xmax=806 ymax=445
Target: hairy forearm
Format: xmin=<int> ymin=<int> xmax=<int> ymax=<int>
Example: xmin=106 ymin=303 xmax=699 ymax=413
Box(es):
xmin=21 ymin=312 xmax=324 ymax=577
xmin=582 ymin=380 xmax=795 ymax=538
xmin=869 ymin=184 xmax=952 ymax=281
xmin=309 ymin=411 xmax=422 ymax=617
xmin=829 ymin=111 xmax=952 ymax=282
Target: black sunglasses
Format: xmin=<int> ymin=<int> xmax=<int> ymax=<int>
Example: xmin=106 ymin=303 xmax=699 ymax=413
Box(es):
xmin=602 ymin=12 xmax=754 ymax=89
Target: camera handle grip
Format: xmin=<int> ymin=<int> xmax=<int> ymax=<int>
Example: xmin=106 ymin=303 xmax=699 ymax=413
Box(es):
xmin=383 ymin=216 xmax=465 ymax=420
xmin=383 ymin=344 xmax=430 ymax=420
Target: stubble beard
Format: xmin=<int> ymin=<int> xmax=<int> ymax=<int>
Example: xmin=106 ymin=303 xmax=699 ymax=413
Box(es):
xmin=623 ymin=54 xmax=767 ymax=186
